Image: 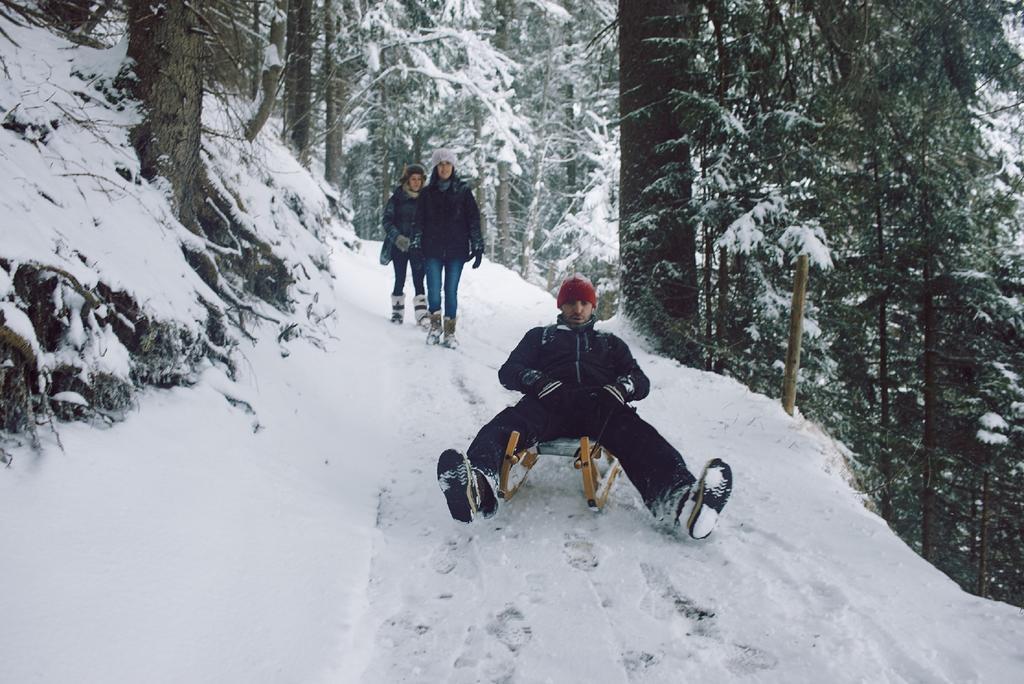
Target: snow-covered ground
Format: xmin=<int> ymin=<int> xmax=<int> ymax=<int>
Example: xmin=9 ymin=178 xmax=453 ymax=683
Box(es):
xmin=2 ymin=14 xmax=1023 ymax=684
xmin=3 ymin=240 xmax=1024 ymax=683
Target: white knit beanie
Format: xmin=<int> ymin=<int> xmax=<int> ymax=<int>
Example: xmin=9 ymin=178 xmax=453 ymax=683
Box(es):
xmin=430 ymin=148 xmax=457 ymax=168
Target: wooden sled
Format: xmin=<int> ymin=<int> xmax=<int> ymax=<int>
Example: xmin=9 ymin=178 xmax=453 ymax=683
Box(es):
xmin=498 ymin=431 xmax=623 ymax=511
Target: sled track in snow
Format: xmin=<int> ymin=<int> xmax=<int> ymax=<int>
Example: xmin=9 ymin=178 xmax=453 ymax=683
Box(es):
xmin=353 ymin=325 xmax=784 ymax=682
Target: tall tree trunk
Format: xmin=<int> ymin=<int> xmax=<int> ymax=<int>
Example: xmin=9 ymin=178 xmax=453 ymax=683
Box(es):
xmin=250 ymin=0 xmax=261 ymax=100
xmin=522 ymin=136 xmax=552 ymax=279
xmin=563 ymin=0 xmax=577 ymax=191
xmin=282 ymin=0 xmax=296 ymax=139
xmin=472 ymin=106 xmax=488 ymax=256
xmin=619 ymin=0 xmax=700 ymax=364
xmin=519 ymin=33 xmax=555 ymax=280
xmin=126 ymin=0 xmax=204 ymax=231
xmin=323 ymin=0 xmax=343 ymax=188
xmin=875 ymin=159 xmax=894 ymax=520
xmin=714 ymin=246 xmax=729 ymax=373
xmin=977 ymin=471 xmax=990 ymax=597
xmin=244 ymin=0 xmax=286 ymax=143
xmin=412 ymin=131 xmax=424 ymax=169
xmin=497 ymin=161 xmax=511 ymax=264
xmin=494 ymin=0 xmax=515 ymax=266
xmin=285 ymin=0 xmax=314 ymax=164
xmin=565 ymin=82 xmax=577 ymax=190
xmin=475 ymin=175 xmax=488 ymax=258
xmin=705 ymin=0 xmax=728 ymax=372
xmin=921 ymin=250 xmax=937 ymax=561
xmin=703 ymin=220 xmax=713 ymax=370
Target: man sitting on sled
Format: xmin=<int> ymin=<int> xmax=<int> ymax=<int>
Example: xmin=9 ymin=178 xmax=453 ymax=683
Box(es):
xmin=436 ymin=273 xmax=733 ymax=539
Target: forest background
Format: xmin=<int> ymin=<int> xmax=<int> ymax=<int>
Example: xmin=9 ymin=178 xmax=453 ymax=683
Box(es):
xmin=1 ymin=0 xmax=1022 ymax=610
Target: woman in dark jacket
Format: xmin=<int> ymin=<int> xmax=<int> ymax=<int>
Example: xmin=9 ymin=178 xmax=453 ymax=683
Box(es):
xmin=380 ymin=163 xmax=427 ymax=325
xmin=411 ymin=148 xmax=484 ymax=348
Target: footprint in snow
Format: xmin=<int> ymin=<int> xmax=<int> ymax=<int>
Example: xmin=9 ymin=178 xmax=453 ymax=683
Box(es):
xmin=374 ymin=486 xmax=394 ymax=530
xmin=639 ymin=562 xmax=716 ymax=628
xmin=451 ymin=620 xmax=520 ymax=684
xmin=374 ymin=608 xmax=435 ymax=655
xmin=737 ymin=520 xmax=800 ymax=553
xmin=622 ymin=649 xmax=660 ymax=674
xmin=808 ymin=579 xmax=848 ymax=612
xmin=563 ymin=533 xmax=599 ymax=570
xmin=452 ymin=642 xmax=516 ymax=684
xmin=524 ymin=572 xmax=547 ymax=603
xmin=486 ymin=605 xmax=533 ymax=653
xmin=452 ymin=372 xmax=486 ymax=410
xmin=725 ymin=642 xmax=779 ymax=675
xmin=430 ymin=535 xmax=469 ymax=575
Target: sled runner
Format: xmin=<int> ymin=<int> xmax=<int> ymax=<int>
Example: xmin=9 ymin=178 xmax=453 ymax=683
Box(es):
xmin=499 ymin=431 xmax=623 ymax=511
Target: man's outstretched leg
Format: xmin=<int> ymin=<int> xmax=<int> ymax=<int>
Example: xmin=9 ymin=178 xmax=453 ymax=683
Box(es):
xmin=662 ymin=451 xmax=731 ymax=539
xmin=437 ymin=400 xmax=549 ymax=523
xmin=677 ymin=458 xmax=733 ymax=539
xmin=598 ymin=408 xmax=733 ymax=538
xmin=437 ymin=449 xmax=498 ymax=523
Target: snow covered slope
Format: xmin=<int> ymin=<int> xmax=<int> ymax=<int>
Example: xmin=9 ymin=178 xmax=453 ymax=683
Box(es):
xmin=2 ymin=236 xmax=1023 ymax=684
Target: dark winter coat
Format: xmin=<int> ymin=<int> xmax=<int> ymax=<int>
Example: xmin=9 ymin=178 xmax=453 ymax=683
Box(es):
xmin=379 ymin=185 xmax=420 ymax=266
xmin=466 ymin=315 xmax=695 ymax=519
xmin=412 ymin=170 xmax=483 ymax=261
xmin=468 ymin=315 xmax=693 ymax=515
xmin=498 ymin=316 xmax=651 ymax=402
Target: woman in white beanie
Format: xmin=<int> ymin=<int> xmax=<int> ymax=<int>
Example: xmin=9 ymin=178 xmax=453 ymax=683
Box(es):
xmin=411 ymin=148 xmax=484 ymax=348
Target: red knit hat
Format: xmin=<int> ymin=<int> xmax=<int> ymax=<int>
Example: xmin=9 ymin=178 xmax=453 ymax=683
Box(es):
xmin=556 ymin=274 xmax=597 ymax=308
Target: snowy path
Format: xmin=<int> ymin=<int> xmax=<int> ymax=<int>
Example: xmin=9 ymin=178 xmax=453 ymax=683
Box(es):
xmin=323 ymin=243 xmax=1024 ymax=684
xmin=3 ymin=238 xmax=1023 ymax=683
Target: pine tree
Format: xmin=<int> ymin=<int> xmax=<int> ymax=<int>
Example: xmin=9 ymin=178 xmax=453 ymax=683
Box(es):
xmin=619 ymin=1 xmax=701 ymax=364
xmin=125 ymin=0 xmax=204 ymax=230
xmin=803 ymin=0 xmax=1024 ymax=599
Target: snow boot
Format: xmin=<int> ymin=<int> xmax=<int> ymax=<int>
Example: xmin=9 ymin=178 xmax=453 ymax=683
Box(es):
xmin=437 ymin=449 xmax=497 ymax=523
xmin=390 ymin=294 xmax=405 ymax=324
xmin=442 ymin=317 xmax=458 ymax=349
xmin=426 ymin=312 xmax=442 ymax=344
xmin=677 ymin=458 xmax=733 ymax=539
xmin=413 ymin=294 xmax=429 ymax=328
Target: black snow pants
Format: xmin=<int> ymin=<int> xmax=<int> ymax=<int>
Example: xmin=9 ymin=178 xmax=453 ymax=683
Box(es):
xmin=466 ymin=395 xmax=697 ymax=520
xmin=390 ymin=248 xmax=425 ymax=297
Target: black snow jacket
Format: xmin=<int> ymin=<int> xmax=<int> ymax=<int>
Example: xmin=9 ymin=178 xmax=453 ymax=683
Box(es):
xmin=383 ymin=185 xmax=419 ymax=241
xmin=412 ymin=169 xmax=483 ymax=261
xmin=498 ymin=316 xmax=651 ymax=402
xmin=379 ymin=185 xmax=420 ymax=265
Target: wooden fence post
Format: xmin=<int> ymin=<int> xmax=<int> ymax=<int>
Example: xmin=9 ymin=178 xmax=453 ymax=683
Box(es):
xmin=782 ymin=254 xmax=810 ymax=416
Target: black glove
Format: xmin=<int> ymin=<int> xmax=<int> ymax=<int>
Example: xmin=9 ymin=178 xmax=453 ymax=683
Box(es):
xmin=596 ymin=383 xmax=627 ymax=416
xmin=536 ymin=378 xmax=564 ymax=402
xmin=469 ymin=237 xmax=484 ymax=269
xmin=532 ymin=378 xmax=575 ymax=415
xmin=394 ymin=235 xmax=411 ymax=252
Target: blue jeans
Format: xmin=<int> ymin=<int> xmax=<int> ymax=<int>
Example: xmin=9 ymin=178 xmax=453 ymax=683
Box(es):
xmin=424 ymin=258 xmax=465 ymax=318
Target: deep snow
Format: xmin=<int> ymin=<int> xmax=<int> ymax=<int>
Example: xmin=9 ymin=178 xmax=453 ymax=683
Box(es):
xmin=3 ymin=242 xmax=1024 ymax=683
